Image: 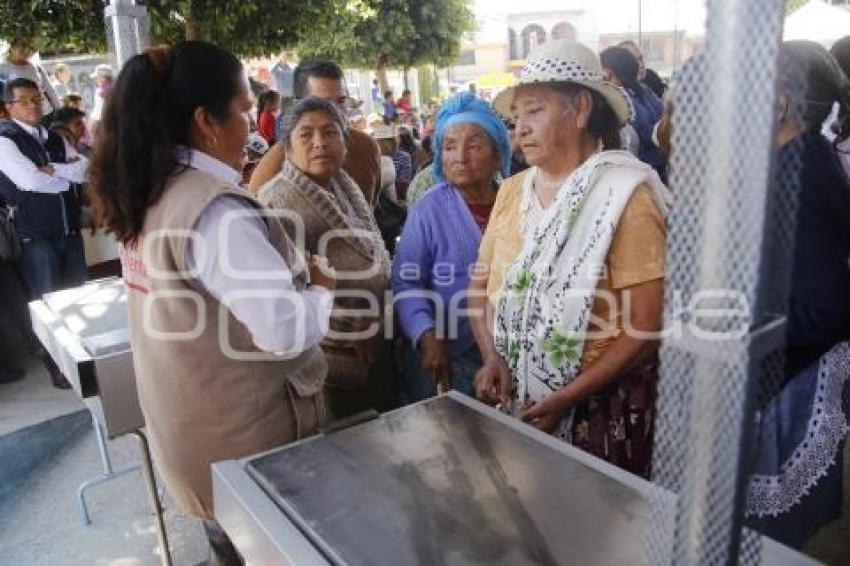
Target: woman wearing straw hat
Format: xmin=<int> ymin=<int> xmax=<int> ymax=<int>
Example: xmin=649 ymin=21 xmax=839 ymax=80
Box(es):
xmin=468 ymin=40 xmax=671 ymax=478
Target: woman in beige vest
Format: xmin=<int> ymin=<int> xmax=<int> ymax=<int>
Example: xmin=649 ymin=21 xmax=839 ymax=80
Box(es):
xmin=257 ymin=97 xmax=394 ymax=421
xmin=87 ymin=42 xmax=336 ymax=565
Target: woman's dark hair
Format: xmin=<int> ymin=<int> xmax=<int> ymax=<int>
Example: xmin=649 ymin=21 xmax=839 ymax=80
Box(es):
xmin=549 ymin=82 xmax=622 ymax=150
xmin=831 ymin=35 xmax=850 ymax=74
xmin=278 ymin=95 xmax=348 ymax=148
xmin=398 ymin=127 xmax=416 ymax=156
xmin=421 ymin=136 xmax=432 ymax=155
xmin=779 ymin=40 xmax=850 ymax=145
xmin=88 ymin=41 xmax=244 ymax=246
xmin=256 ymin=89 xmax=280 ymax=123
xmin=50 ymin=106 xmax=86 ymax=127
xmin=600 ymin=46 xmax=641 ymax=91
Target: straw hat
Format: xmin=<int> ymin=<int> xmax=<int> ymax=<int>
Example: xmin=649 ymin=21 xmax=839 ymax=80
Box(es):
xmin=493 ymin=40 xmax=633 ymax=126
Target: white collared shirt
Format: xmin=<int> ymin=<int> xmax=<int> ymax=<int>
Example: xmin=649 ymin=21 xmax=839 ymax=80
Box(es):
xmin=178 ymin=145 xmax=242 ymax=186
xmin=181 ymin=147 xmax=333 ymax=354
xmin=0 ymin=119 xmax=88 ymax=194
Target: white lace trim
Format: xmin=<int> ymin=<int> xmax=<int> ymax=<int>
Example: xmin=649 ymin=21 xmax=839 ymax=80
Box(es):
xmin=746 ymin=341 xmax=850 ymax=518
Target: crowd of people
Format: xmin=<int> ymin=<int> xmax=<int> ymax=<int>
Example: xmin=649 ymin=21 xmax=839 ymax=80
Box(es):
xmin=0 ymin=39 xmax=108 ymax=388
xmin=1 ymin=32 xmax=849 ymax=565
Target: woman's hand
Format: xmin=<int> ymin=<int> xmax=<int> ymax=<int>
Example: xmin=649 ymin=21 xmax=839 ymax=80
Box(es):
xmin=474 ymin=357 xmax=511 ymax=405
xmin=308 ymin=254 xmax=337 ymax=291
xmin=419 ymin=330 xmax=451 ymax=390
xmin=521 ymin=392 xmax=569 ymax=434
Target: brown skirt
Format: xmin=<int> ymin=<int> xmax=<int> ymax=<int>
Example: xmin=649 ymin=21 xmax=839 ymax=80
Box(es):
xmin=570 ymin=358 xmax=659 ymax=479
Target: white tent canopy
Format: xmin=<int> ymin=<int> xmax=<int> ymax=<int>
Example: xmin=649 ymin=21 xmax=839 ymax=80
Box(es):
xmin=784 ymin=0 xmax=850 ymax=47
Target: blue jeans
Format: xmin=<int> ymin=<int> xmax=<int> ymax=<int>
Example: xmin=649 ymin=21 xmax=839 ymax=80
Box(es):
xmin=20 ymin=233 xmax=87 ymax=299
xmin=402 ymin=342 xmax=482 ymax=403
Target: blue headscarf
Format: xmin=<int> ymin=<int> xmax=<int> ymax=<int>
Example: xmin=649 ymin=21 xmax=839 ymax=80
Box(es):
xmin=433 ymin=93 xmax=511 ymax=183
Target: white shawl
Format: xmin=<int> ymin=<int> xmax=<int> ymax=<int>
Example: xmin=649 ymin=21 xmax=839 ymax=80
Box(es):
xmin=494 ymin=150 xmax=670 ymax=438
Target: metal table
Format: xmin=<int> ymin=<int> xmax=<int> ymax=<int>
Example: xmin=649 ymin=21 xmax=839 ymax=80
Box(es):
xmin=214 ymin=393 xmax=818 ymax=565
xmin=29 ymin=277 xmax=172 ymax=566
xmin=213 ymin=392 xmax=814 ymax=565
xmin=215 ymin=392 xmax=679 ymax=565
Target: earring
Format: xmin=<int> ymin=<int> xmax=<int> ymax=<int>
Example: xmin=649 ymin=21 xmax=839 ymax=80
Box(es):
xmin=206 ymin=136 xmax=218 ymax=150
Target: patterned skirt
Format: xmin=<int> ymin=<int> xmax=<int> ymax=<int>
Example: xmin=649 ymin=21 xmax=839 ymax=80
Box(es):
xmin=570 ymin=358 xmax=659 ymax=479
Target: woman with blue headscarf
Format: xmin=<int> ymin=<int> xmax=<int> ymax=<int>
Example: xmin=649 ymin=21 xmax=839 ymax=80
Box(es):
xmin=391 ymin=93 xmax=511 ymax=401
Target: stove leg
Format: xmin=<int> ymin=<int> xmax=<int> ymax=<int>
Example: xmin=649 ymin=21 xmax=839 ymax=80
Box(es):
xmin=133 ymin=429 xmax=172 ymax=566
xmin=77 ymin=413 xmax=141 ymax=525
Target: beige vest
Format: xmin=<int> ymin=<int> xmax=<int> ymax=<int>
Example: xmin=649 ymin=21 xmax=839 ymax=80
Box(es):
xmin=123 ymin=168 xmax=326 ymax=519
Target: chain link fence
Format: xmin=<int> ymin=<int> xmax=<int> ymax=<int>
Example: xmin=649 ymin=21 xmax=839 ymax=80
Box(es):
xmin=650 ymin=0 xmax=804 ymax=564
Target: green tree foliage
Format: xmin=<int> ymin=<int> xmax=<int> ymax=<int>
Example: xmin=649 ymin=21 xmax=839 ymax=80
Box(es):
xmin=0 ymin=0 xmax=335 ymax=57
xmin=297 ymin=0 xmax=475 ymax=87
xmin=144 ymin=0 xmax=334 ymax=57
xmin=0 ymin=1 xmax=107 ymax=54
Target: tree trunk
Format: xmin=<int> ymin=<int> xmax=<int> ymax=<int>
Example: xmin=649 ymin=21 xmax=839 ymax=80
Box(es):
xmin=376 ymin=55 xmax=390 ymax=95
xmin=185 ymin=20 xmax=199 ymax=41
xmin=432 ymin=64 xmax=440 ymax=99
xmin=403 ymin=66 xmax=410 ymax=90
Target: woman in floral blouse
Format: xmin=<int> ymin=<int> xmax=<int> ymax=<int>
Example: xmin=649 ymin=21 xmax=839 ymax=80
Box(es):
xmin=468 ymin=40 xmax=670 ymax=478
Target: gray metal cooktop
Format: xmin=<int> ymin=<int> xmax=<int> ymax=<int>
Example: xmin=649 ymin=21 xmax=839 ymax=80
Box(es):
xmin=247 ymin=395 xmax=668 ymax=566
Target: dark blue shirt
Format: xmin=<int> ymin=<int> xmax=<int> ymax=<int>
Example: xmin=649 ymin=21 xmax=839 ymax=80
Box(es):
xmin=627 ymin=84 xmax=667 ymax=182
xmin=784 ymin=132 xmax=850 ymax=374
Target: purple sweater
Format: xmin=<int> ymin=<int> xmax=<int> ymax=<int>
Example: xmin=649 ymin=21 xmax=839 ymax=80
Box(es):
xmin=391 ymin=182 xmax=483 ymax=358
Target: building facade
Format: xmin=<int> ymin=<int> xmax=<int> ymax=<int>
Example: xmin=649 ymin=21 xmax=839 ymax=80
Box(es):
xmin=448 ymin=0 xmax=706 ymax=87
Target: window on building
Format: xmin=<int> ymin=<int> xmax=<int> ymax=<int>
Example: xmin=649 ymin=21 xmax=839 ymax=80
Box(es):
xmin=551 ymin=22 xmax=577 ymax=42
xmin=508 ymin=28 xmax=519 ymax=60
xmin=521 ymin=24 xmax=547 ymax=59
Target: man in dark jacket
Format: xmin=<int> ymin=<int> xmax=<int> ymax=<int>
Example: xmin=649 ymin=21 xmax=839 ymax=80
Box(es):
xmin=0 ymin=78 xmax=89 ymax=388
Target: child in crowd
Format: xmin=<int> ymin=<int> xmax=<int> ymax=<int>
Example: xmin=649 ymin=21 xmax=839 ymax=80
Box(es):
xmin=256 ymin=89 xmax=281 ymax=144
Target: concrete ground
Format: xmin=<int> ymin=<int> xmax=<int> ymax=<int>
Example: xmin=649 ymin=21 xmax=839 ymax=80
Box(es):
xmin=0 ymin=417 xmax=208 ymax=566
xmin=0 ymin=325 xmax=207 ymax=565
xmin=0 ymin=351 xmax=83 ymax=437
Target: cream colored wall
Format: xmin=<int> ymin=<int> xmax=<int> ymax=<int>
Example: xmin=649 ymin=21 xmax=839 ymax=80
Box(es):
xmin=449 ymin=43 xmax=508 ymax=83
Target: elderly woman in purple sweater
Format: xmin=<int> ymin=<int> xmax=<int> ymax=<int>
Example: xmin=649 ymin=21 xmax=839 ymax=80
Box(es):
xmin=391 ymin=93 xmax=511 ymax=401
